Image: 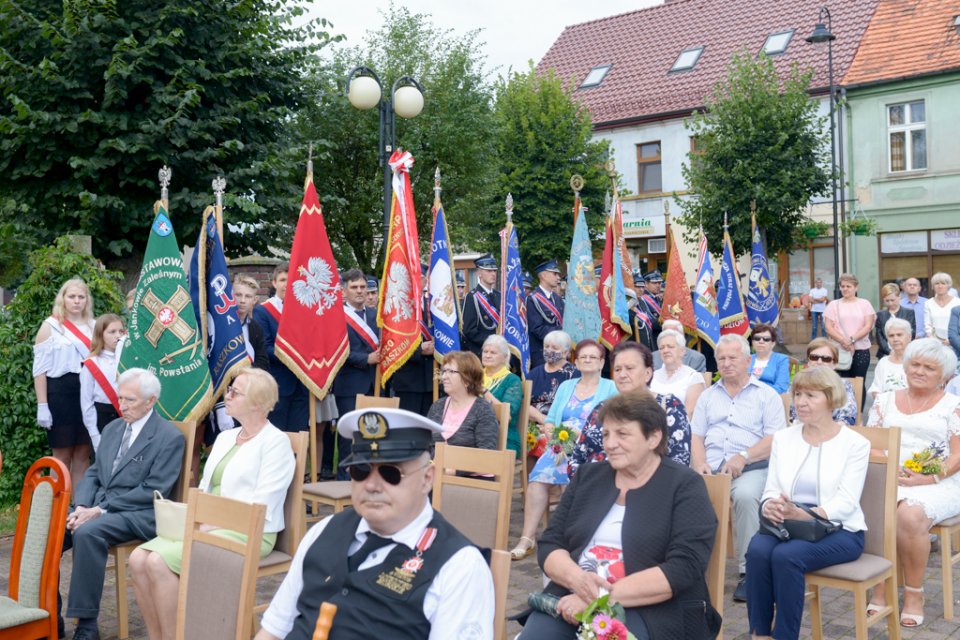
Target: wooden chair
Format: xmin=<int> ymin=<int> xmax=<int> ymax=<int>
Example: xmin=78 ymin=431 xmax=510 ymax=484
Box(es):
xmin=176 ymin=490 xmax=266 ymax=640
xmin=489 ymin=549 xmax=511 ymax=640
xmin=805 ymin=425 xmax=901 ymax=640
xmin=931 ymin=514 xmax=960 ymax=620
xmin=517 ymin=379 xmax=533 ymax=499
xmin=431 ymin=443 xmax=515 ymax=550
xmin=255 ymin=432 xmax=308 ymax=623
xmin=494 ymin=402 xmax=511 ymax=451
xmin=0 ymin=457 xmax=71 ymax=640
xmin=303 ymin=395 xmax=399 ymax=520
xmin=702 ymin=371 xmax=714 ymax=387
xmin=114 ymin=419 xmax=196 ymax=639
xmin=702 ymin=473 xmax=730 ymax=640
xmin=852 ymin=376 xmax=864 ymax=423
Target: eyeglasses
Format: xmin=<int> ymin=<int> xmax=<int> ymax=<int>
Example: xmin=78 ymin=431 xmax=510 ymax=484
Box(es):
xmin=807 ymin=354 xmax=835 ymax=364
xmin=578 ymin=355 xmax=602 ymax=362
xmin=439 ymin=368 xmax=461 ymax=377
xmin=347 ymin=461 xmax=432 ymax=485
xmin=226 ymin=385 xmax=246 ymax=397
xmin=752 ymin=336 xmax=773 ymax=343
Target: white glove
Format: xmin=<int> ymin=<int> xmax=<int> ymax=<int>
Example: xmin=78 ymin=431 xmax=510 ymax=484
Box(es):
xmin=37 ymin=403 xmax=53 ymax=430
xmin=215 ymin=404 xmax=235 ymax=432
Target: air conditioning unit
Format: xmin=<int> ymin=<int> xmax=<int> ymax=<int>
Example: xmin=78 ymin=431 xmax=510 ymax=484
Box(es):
xmin=648 ymin=238 xmax=666 ymax=254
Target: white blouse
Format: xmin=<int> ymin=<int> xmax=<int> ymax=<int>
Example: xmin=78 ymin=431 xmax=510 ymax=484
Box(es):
xmin=923 ymin=296 xmax=960 ymax=340
xmin=650 ymin=364 xmax=703 ymax=403
xmin=32 ymin=317 xmax=94 ymax=378
xmin=79 ymin=349 xmax=119 ymax=450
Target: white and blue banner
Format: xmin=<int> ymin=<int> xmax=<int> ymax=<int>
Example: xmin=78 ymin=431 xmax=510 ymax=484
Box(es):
xmin=746 ymin=213 xmax=780 ymax=327
xmin=428 ymin=202 xmax=461 ymax=359
xmin=500 ymin=221 xmax=530 ymax=376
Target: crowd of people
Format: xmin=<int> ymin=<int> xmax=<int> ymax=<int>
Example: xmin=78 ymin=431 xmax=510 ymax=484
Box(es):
xmin=24 ymin=266 xmax=960 ymax=639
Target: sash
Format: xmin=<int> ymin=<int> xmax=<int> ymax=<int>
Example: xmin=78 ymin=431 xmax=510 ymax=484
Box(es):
xmin=532 ymin=291 xmax=562 ymax=324
xmin=635 ymin=309 xmax=652 ymax=330
xmin=262 ymin=297 xmax=282 ymax=323
xmin=474 ymin=290 xmax=501 ymax=324
xmin=344 ymin=305 xmax=379 ymax=350
xmin=641 ymin=294 xmax=662 ymax=318
xmin=418 ymin=318 xmax=432 ymax=341
xmin=62 ymin=318 xmax=92 ymax=350
xmin=83 ymin=357 xmax=121 ymax=413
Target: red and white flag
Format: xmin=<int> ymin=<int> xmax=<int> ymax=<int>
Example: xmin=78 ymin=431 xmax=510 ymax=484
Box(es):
xmin=275 ymin=167 xmax=349 ymax=398
xmin=377 ymin=149 xmax=423 ymax=385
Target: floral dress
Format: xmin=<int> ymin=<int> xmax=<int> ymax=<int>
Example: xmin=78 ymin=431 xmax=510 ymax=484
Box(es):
xmin=790 ymin=380 xmax=858 ymax=426
xmin=568 ymin=392 xmax=691 ymax=478
xmin=528 ymin=363 xmax=579 ymax=416
xmin=528 ymin=392 xmax=597 ymax=485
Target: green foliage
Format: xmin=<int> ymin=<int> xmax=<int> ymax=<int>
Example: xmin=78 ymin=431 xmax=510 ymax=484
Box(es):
xmin=677 ymin=51 xmax=831 ymax=259
xmin=0 ymin=238 xmax=123 ymax=506
xmin=0 ymin=0 xmax=339 ymax=273
xmin=491 ymin=65 xmax=611 ymax=267
xmin=300 ymin=5 xmax=498 ymax=272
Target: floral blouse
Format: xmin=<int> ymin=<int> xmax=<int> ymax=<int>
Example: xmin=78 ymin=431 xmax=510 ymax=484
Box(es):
xmin=789 ymin=379 xmax=857 ymax=426
xmin=568 ymin=392 xmax=691 ymax=478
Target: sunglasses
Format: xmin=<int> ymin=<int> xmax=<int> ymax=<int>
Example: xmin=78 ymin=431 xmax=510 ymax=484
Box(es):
xmin=807 ymin=354 xmax=835 ymax=363
xmin=347 ymin=461 xmax=432 ymax=485
xmin=752 ymin=336 xmax=773 ymax=343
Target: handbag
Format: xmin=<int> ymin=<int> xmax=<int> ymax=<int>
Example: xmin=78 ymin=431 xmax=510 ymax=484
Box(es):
xmin=835 ymin=348 xmax=853 ymax=371
xmin=758 ymin=502 xmax=840 ymax=543
xmin=153 ymin=489 xmax=187 ymax=541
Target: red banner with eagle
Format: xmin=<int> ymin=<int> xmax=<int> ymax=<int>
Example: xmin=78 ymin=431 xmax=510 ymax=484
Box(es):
xmin=377 ymin=149 xmax=423 ymax=385
xmin=660 ymin=226 xmax=696 ymax=332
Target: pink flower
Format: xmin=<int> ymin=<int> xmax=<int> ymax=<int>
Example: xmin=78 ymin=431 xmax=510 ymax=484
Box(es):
xmin=592 ymin=613 xmax=613 ymax=636
xmin=552 ymin=444 xmax=562 ymax=453
xmin=605 ymin=619 xmax=628 ymax=639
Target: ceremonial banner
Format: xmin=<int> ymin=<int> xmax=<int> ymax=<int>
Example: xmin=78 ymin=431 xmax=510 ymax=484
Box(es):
xmin=563 ymin=200 xmax=601 ymax=343
xmin=660 ymin=227 xmax=696 ymax=332
xmin=693 ymin=232 xmax=720 ymax=348
xmin=500 ymin=220 xmax=530 ymax=376
xmin=275 ymin=170 xmax=349 ymax=399
xmin=612 ymin=196 xmax=636 ymax=295
xmin=189 ymin=206 xmax=249 ymax=401
xmin=120 ymin=204 xmax=213 ymax=421
xmin=746 ymin=213 xmax=779 ymax=327
xmin=598 ymin=214 xmax=630 ymax=349
xmin=717 ymin=227 xmax=750 ymax=336
xmin=377 ymin=150 xmax=423 ymax=384
xmin=429 ymin=198 xmax=461 ymax=360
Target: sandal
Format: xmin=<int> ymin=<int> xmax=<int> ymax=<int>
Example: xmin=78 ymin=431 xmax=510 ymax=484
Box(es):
xmin=865 ymin=602 xmax=884 ymax=617
xmin=510 ymin=536 xmax=536 ymax=561
xmin=900 ymin=585 xmax=924 ymax=628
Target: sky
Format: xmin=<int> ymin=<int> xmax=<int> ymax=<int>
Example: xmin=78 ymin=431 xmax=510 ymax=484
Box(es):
xmin=304 ymin=0 xmax=662 ymax=78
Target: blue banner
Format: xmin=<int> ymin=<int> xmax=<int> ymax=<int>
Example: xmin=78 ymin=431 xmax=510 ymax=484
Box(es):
xmin=189 ymin=207 xmax=249 ymax=400
xmin=500 ymin=222 xmax=530 ymax=376
xmin=693 ymin=233 xmax=720 ymax=348
xmin=563 ymin=205 xmax=601 ymax=343
xmin=746 ymin=214 xmax=779 ymax=327
xmin=428 ymin=202 xmax=461 ymax=359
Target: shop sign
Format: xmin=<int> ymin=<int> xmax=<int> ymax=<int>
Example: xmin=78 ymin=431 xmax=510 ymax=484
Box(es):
xmin=931 ymin=229 xmax=960 ymax=252
xmin=622 ymin=214 xmax=666 ymax=238
xmin=880 ymin=231 xmax=927 ymax=254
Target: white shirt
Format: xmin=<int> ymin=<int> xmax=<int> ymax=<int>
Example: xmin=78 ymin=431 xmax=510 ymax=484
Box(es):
xmin=924 ymin=296 xmax=960 ymax=340
xmin=809 ymin=287 xmax=829 ymax=313
xmin=260 ymin=502 xmax=494 ymax=640
xmin=32 ymin=317 xmax=94 ymax=378
xmin=123 ymin=409 xmax=153 ymax=451
xmin=868 ymin=357 xmax=906 ymax=398
xmin=650 ymin=365 xmax=703 ymax=404
xmin=79 ymin=349 xmax=119 ymax=451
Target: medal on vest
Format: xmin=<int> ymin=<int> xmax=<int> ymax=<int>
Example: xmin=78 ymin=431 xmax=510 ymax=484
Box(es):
xmin=375 ymin=527 xmax=436 ymax=596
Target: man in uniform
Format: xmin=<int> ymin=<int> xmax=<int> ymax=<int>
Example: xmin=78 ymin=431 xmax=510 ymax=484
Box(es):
xmin=365 ymin=275 xmax=379 ymax=309
xmin=527 ymin=260 xmax=565 ymax=369
xmin=522 ymin=271 xmax=534 ymax=298
xmin=255 ymin=408 xmax=494 ymax=640
xmin=628 ymin=273 xmax=660 ymax=351
xmin=460 ymin=254 xmax=501 ymax=358
xmin=455 ymin=272 xmax=466 ymax=302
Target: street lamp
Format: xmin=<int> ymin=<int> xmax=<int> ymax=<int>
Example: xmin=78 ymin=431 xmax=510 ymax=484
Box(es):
xmin=806 ymin=6 xmax=840 ymax=299
xmin=345 ymin=66 xmax=425 ymax=237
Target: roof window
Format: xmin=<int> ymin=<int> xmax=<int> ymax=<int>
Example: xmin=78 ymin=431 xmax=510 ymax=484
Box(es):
xmin=671 ymin=47 xmax=704 ymax=72
xmin=762 ymin=30 xmax=794 ymax=55
xmin=580 ymin=65 xmax=612 ymax=89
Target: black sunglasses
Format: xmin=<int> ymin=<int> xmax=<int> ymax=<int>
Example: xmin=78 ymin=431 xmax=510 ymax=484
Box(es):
xmin=752 ymin=336 xmax=774 ymax=342
xmin=347 ymin=461 xmax=431 ymax=485
xmin=807 ymin=354 xmax=835 ymax=363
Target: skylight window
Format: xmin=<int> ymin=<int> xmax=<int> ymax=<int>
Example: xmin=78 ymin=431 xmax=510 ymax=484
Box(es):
xmin=762 ymin=30 xmax=794 ymax=55
xmin=671 ymin=47 xmax=704 ymax=72
xmin=580 ymin=65 xmax=612 ymax=89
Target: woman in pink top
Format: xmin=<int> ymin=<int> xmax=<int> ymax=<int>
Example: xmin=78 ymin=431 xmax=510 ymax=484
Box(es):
xmin=824 ymin=273 xmax=875 ymax=412
xmin=426 ymin=351 xmax=499 ymax=450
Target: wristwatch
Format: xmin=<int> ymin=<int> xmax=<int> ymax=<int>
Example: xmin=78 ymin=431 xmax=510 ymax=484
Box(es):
xmin=738 ymin=450 xmax=751 ymax=464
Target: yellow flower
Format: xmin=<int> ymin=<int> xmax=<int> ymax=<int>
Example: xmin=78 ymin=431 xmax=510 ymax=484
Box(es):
xmin=558 ymin=430 xmax=569 ymax=442
xmin=527 ymin=433 xmax=536 ymax=447
xmin=904 ymin=459 xmax=922 ymax=473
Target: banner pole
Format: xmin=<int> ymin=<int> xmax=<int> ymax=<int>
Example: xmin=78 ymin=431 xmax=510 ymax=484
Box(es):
xmin=433 ymin=360 xmax=439 ymax=402
xmin=374 ymin=366 xmax=382 ymax=397
xmin=309 ymin=393 xmax=318 ymax=515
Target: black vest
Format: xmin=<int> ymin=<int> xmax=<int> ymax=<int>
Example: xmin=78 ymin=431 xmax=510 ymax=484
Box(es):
xmin=286 ymin=509 xmax=472 ymax=640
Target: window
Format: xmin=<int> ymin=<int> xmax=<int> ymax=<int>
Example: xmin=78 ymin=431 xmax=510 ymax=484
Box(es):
xmin=762 ymin=30 xmax=794 ymax=55
xmin=888 ymin=100 xmax=927 ymax=172
xmin=580 ymin=65 xmax=611 ymax=89
xmin=636 ymin=142 xmax=662 ymax=194
xmin=671 ymin=47 xmax=703 ymax=72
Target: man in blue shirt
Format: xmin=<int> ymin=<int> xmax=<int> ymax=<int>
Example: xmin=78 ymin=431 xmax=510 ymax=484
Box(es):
xmin=900 ymin=277 xmax=927 ymax=338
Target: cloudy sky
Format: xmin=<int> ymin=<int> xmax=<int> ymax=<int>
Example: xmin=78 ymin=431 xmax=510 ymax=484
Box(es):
xmin=305 ymin=0 xmax=662 ymax=78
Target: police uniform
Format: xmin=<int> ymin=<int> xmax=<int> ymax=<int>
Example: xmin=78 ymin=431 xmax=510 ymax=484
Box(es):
xmin=259 ymin=409 xmax=494 ymax=640
xmin=629 ymin=276 xmax=661 ymax=351
xmin=527 ymin=260 xmax=565 ymax=370
xmin=460 ymin=255 xmax=501 ymax=358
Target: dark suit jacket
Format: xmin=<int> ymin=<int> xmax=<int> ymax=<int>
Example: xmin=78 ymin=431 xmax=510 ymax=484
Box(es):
xmin=392 ymin=298 xmax=434 ymax=394
xmin=333 ymin=305 xmax=379 ymax=398
xmin=75 ymin=411 xmax=185 ymax=540
xmin=252 ymin=302 xmax=305 ymax=397
xmin=461 ymin=286 xmax=501 ymax=357
xmin=948 ymin=306 xmax=960 ymax=358
xmin=875 ymin=306 xmax=916 ymax=357
xmin=528 ymin=287 xmax=565 ymax=369
xmin=246 ymin=317 xmax=270 ymax=371
xmin=538 ymin=459 xmax=717 ymax=639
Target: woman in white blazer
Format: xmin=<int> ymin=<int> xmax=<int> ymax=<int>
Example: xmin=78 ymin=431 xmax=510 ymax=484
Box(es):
xmin=130 ymin=368 xmax=295 ymax=640
xmin=745 ymin=367 xmax=870 ymax=640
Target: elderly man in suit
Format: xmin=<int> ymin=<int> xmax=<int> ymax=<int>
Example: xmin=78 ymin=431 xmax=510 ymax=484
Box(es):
xmin=64 ymin=368 xmax=184 ymax=640
xmin=652 ymin=319 xmax=707 ymax=372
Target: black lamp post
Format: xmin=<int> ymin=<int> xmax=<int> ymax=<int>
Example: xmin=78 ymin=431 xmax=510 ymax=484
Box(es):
xmin=345 ymin=66 xmax=425 ymax=239
xmin=806 ymin=7 xmax=840 ymax=299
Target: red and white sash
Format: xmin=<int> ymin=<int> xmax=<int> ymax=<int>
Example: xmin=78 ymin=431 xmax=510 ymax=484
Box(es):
xmin=419 ymin=318 xmax=432 ymax=341
xmin=532 ymin=290 xmax=562 ymax=324
xmin=475 ymin=291 xmax=501 ymax=324
xmin=83 ymin=357 xmax=121 ymax=413
xmin=641 ymin=294 xmax=662 ymax=318
xmin=262 ymin=296 xmax=283 ymax=323
xmin=344 ymin=305 xmax=379 ymax=350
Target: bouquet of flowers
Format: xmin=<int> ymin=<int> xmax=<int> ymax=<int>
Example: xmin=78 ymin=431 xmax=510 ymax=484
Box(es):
xmin=575 ymin=594 xmax=637 ymax=640
xmin=904 ymin=442 xmax=947 ymax=475
xmin=527 ymin=423 xmax=547 ymax=458
xmin=547 ymin=421 xmax=577 ymax=465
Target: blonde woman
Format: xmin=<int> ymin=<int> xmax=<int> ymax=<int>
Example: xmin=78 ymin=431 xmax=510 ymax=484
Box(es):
xmin=875 ymin=283 xmax=916 ymax=358
xmin=923 ymin=272 xmax=960 ymax=345
xmin=824 ymin=273 xmax=875 ymax=410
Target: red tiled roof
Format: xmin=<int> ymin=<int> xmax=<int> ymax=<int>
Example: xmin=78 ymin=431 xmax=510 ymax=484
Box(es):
xmin=536 ymin=0 xmax=878 ymax=127
xmin=844 ymin=0 xmax=960 ymax=86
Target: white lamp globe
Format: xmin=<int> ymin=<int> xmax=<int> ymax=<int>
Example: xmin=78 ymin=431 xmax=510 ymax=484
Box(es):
xmin=393 ymin=85 xmax=424 ymax=119
xmin=347 ymin=75 xmax=381 ymax=110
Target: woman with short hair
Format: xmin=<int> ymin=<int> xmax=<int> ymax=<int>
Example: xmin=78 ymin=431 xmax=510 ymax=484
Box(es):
xmin=789 ymin=338 xmax=858 ymax=426
xmin=426 ymin=350 xmax=499 ymax=450
xmin=868 ymin=317 xmax=911 ymax=399
xmin=527 ymin=330 xmax=579 ymax=428
xmin=480 ymin=334 xmax=524 ymax=455
xmin=923 ymin=272 xmax=960 ymax=345
xmin=875 ymin=282 xmax=916 ymax=358
xmin=749 ymin=323 xmax=791 ymax=395
xmin=651 ymin=329 xmax=705 ymax=418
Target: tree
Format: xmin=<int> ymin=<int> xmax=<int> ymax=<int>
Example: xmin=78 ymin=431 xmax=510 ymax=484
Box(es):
xmin=490 ymin=65 xmax=611 ymax=268
xmin=0 ymin=0 xmax=339 ymax=283
xmin=299 ymin=5 xmax=498 ymax=272
xmin=677 ymin=51 xmax=831 ymax=258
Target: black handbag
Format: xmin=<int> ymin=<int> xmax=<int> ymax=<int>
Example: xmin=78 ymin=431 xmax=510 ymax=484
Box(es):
xmin=758 ymin=502 xmax=840 ymax=543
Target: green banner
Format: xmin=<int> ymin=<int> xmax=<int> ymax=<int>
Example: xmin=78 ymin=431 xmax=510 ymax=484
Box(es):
xmin=119 ymin=204 xmax=212 ymax=422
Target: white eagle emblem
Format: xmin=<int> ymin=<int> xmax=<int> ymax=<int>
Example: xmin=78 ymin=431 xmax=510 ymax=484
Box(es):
xmin=292 ymin=257 xmax=339 ymax=316
xmin=384 ymin=262 xmax=414 ymax=321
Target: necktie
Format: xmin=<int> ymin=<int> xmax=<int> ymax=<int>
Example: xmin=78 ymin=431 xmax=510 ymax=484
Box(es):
xmin=348 ymin=533 xmax=394 ymax=571
xmin=113 ymin=422 xmax=132 ymax=474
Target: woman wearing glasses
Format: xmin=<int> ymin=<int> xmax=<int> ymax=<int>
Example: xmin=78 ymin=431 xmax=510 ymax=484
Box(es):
xmin=789 ymin=338 xmax=858 ymax=426
xmin=130 ymin=368 xmax=295 ymax=640
xmin=426 ymin=351 xmax=500 ymax=451
xmin=749 ymin=323 xmax=791 ymax=395
xmin=509 ymin=339 xmax=616 ymax=560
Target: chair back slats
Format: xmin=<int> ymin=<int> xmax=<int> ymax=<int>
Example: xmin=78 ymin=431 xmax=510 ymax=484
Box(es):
xmin=860 ymin=463 xmax=887 ymax=557
xmin=276 ymin=432 xmax=308 ymax=556
xmin=356 ymin=395 xmax=400 ymax=410
xmin=172 ymin=421 xmax=197 ymax=502
xmin=17 ymin=483 xmax=53 ymax=608
xmin=702 ymin=473 xmax=731 ymax=619
xmin=489 ymin=549 xmax=510 ymax=640
xmin=850 ymin=426 xmax=900 ymax=562
xmin=495 ymin=403 xmax=510 ymax=451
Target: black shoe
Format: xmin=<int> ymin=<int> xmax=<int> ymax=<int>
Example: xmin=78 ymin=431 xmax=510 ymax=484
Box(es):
xmin=72 ymin=628 xmax=100 ymax=640
xmin=320 ymin=468 xmax=335 ymax=480
xmin=57 ymin=616 xmax=65 ymax=639
xmin=733 ymin=575 xmax=747 ymax=602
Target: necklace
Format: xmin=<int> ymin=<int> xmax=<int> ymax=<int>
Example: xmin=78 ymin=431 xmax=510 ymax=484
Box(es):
xmin=905 ymin=390 xmax=940 ymax=414
xmin=235 ymin=429 xmax=256 ymax=443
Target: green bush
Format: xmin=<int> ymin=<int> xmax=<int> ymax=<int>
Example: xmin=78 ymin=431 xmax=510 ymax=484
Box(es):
xmin=0 ymin=238 xmax=123 ymax=506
